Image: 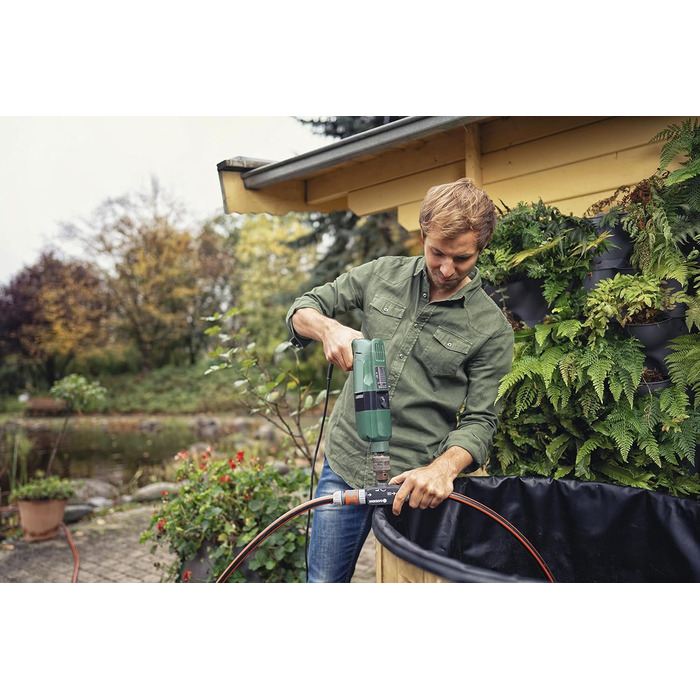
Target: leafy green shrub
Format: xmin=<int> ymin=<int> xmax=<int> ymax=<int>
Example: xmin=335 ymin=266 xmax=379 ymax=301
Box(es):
xmin=141 ymin=448 xmax=311 ymax=582
xmin=10 ymin=474 xmax=76 ymax=502
xmin=50 ymin=374 xmax=107 ymax=413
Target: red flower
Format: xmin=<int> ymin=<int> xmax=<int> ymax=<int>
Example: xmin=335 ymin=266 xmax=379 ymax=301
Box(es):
xmin=219 ymin=474 xmax=231 ymax=483
xmin=183 ymin=570 xmax=192 ymax=582
xmin=157 ymin=519 xmax=166 ymax=531
xmin=235 ymin=450 xmax=245 ymax=464
xmin=243 ymin=493 xmax=250 ymax=500
xmin=228 ymin=458 xmax=236 ymax=470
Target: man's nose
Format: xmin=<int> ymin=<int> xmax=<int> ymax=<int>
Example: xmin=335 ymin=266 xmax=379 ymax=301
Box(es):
xmin=440 ymin=260 xmax=455 ymax=278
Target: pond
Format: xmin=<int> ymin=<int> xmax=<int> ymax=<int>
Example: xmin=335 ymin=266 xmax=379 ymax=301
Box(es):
xmin=0 ymin=414 xmax=279 ymax=495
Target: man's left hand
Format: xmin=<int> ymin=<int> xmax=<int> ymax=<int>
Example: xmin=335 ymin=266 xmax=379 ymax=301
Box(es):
xmin=388 ymin=447 xmax=474 ymax=516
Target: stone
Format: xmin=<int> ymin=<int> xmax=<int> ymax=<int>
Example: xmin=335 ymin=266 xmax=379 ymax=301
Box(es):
xmin=70 ymin=478 xmax=119 ymax=503
xmin=63 ymin=504 xmax=94 ymax=523
xmin=132 ymin=482 xmax=181 ymax=502
xmin=87 ymin=496 xmax=114 ymax=510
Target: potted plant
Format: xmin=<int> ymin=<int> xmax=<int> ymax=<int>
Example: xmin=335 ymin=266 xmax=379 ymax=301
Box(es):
xmin=10 ymin=474 xmax=76 ymax=542
xmin=583 ymin=271 xmax=689 ymax=377
xmin=479 ymin=199 xmax=609 ymax=327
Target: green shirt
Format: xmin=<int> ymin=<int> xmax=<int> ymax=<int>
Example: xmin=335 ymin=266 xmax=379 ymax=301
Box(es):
xmin=286 ymin=255 xmax=514 ymax=489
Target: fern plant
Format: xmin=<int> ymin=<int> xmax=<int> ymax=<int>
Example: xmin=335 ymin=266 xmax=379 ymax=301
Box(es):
xmin=653 ymin=118 xmax=700 ymax=209
xmin=665 ymin=334 xmax=700 ymax=408
xmin=489 ymin=316 xmax=700 ymax=498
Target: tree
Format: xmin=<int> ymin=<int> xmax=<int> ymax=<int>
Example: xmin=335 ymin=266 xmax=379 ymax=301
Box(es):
xmin=61 ymin=178 xmax=236 ymax=370
xmin=0 ymin=252 xmax=108 ymax=389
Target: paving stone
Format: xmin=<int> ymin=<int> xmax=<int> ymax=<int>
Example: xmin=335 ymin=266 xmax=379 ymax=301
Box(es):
xmin=0 ymin=504 xmax=377 ymax=584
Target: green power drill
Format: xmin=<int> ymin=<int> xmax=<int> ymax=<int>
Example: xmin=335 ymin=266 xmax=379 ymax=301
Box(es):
xmin=352 ymin=338 xmax=392 ymax=484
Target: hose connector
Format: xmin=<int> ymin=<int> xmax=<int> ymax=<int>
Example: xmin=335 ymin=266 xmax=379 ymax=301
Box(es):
xmin=332 ymin=484 xmax=402 ymax=507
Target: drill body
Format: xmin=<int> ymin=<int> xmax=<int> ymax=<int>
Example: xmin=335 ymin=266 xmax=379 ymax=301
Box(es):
xmin=352 ymin=338 xmax=392 ymax=483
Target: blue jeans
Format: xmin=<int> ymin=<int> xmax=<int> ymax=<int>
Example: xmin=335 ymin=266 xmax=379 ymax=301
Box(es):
xmin=307 ymin=458 xmax=374 ymax=583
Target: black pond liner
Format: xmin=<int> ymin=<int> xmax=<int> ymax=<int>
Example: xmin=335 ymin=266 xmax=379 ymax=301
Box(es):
xmin=372 ymin=476 xmax=700 ymax=583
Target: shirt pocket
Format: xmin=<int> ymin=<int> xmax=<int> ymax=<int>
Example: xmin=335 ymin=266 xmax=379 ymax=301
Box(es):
xmin=422 ymin=326 xmax=473 ymax=376
xmin=364 ymin=295 xmax=406 ymax=341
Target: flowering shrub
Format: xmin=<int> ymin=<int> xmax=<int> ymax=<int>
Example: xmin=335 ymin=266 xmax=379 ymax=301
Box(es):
xmin=141 ymin=447 xmax=311 ymax=582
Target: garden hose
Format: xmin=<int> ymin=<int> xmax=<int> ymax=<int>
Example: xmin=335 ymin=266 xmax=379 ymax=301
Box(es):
xmin=60 ymin=521 xmax=81 ymax=583
xmin=215 ymin=488 xmax=556 ymax=583
xmin=2 ymin=505 xmax=80 ymax=583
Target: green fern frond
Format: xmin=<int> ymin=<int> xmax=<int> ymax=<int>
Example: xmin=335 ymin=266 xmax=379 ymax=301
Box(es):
xmin=665 ymin=335 xmax=700 ymax=403
xmin=658 ymin=385 xmax=690 ymax=421
xmin=555 ymin=319 xmax=582 ymax=342
xmin=637 ymin=432 xmax=662 ymax=467
xmin=580 ymin=389 xmax=601 ymax=418
xmin=601 ymin=405 xmax=641 ymax=461
xmin=534 ymin=323 xmax=554 ymax=346
xmin=539 ymin=346 xmax=565 ymax=387
xmin=545 ymin=434 xmax=570 ymax=464
xmin=596 ymin=464 xmax=654 ymax=490
xmin=496 ymin=356 xmax=541 ymax=402
xmin=514 ymin=381 xmax=541 ymax=416
xmin=576 ymin=434 xmax=606 ymax=466
xmin=558 ymin=351 xmax=581 ymax=387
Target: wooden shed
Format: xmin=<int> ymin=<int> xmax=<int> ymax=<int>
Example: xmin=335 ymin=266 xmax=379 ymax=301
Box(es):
xmin=217 ymin=115 xmax=694 ymax=229
xmin=216 ymin=115 xmax=696 ymax=583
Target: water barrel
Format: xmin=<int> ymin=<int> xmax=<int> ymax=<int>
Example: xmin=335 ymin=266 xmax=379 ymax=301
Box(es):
xmin=372 ymin=476 xmax=700 ymax=583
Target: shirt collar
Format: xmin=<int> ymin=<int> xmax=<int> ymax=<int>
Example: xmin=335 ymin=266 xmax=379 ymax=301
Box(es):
xmin=414 ymin=256 xmax=483 ymax=305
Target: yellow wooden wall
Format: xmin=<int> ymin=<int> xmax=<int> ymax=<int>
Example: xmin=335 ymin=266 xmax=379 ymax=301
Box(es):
xmin=391 ymin=116 xmax=689 ymax=231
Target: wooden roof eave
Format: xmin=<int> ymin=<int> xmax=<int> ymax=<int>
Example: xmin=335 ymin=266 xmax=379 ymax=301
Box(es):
xmin=216 ymin=116 xmax=488 ymax=217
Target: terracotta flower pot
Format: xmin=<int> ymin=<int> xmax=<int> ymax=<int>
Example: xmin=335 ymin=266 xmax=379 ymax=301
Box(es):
xmin=17 ymin=500 xmax=67 ymax=542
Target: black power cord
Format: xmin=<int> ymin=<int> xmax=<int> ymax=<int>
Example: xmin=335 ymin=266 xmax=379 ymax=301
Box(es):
xmin=303 ymin=362 xmax=334 ymax=578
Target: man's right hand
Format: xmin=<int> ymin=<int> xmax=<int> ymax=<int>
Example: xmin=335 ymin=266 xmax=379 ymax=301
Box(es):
xmin=291 ymin=308 xmax=364 ymax=372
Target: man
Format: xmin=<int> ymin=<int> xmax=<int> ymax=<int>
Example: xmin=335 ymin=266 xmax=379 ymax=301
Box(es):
xmin=286 ymin=177 xmax=514 ymax=582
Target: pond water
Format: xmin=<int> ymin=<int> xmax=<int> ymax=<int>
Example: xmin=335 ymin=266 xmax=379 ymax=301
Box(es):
xmin=1 ymin=414 xmax=275 ymax=494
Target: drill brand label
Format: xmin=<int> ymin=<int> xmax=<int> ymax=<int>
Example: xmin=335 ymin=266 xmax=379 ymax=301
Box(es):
xmin=374 ymin=366 xmax=388 ymax=391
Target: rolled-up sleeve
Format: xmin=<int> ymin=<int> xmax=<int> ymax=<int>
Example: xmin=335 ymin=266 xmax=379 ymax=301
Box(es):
xmin=285 ymin=261 xmax=376 ymax=347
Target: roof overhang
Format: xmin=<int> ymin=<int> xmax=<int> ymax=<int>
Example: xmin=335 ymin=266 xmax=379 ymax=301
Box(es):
xmin=217 ymin=116 xmax=487 ymax=190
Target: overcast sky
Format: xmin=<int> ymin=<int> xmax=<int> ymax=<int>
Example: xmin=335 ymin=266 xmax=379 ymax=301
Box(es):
xmin=0 ymin=116 xmax=334 ymax=285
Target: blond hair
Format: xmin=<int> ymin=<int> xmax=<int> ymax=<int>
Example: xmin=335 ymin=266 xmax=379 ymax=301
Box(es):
xmin=419 ymin=177 xmax=497 ymax=250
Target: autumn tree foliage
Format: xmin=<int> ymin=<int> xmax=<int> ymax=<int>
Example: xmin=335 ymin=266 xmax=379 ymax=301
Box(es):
xmin=61 ymin=178 xmax=236 ymax=370
xmin=0 ymin=252 xmax=108 ymax=388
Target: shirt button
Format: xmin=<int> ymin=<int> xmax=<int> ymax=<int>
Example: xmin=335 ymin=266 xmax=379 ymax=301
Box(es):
xmin=447 ymin=342 xmax=453 ymax=347
xmin=414 ymin=323 xmax=418 ymax=328
xmin=383 ymin=307 xmax=389 ymax=312
xmin=399 ymin=353 xmax=405 ymax=359
xmin=422 ymin=293 xmax=427 ymax=298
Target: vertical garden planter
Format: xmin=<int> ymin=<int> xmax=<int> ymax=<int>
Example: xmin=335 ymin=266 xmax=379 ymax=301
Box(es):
xmin=625 ymin=315 xmax=688 ymax=376
xmin=483 ymin=277 xmax=550 ymax=327
xmin=584 ymin=215 xmax=633 ymax=292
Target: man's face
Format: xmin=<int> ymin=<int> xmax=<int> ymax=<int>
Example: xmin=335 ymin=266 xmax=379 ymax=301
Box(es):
xmin=422 ymin=230 xmax=481 ymax=296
